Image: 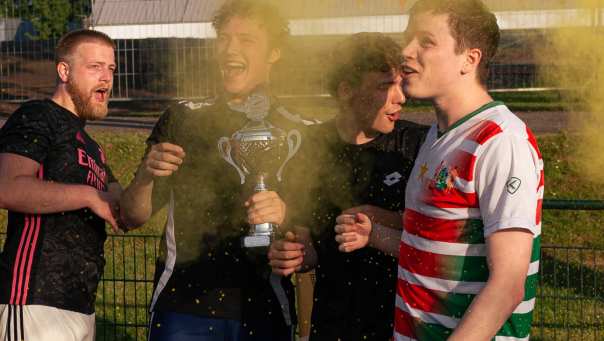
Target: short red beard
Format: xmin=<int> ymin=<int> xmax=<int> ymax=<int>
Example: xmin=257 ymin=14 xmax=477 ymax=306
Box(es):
xmin=66 ymin=77 xmax=108 ymax=121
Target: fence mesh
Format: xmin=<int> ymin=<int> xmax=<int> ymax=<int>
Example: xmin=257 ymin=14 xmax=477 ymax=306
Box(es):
xmin=2 ymin=1 xmax=603 ymax=105
xmin=1 ymin=230 xmax=603 ymax=340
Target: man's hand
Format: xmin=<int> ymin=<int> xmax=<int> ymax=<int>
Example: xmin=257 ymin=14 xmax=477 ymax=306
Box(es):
xmin=88 ymin=189 xmax=120 ymax=232
xmin=343 ymin=204 xmax=402 ymax=230
xmin=119 ymin=143 xmax=183 ymax=229
xmin=268 ymin=230 xmax=306 ymax=276
xmin=108 ymin=183 xmax=129 ymax=233
xmin=245 ymin=191 xmax=286 ymax=225
xmin=140 ymin=142 xmax=185 ymax=180
xmin=334 ymin=213 xmax=372 ymax=252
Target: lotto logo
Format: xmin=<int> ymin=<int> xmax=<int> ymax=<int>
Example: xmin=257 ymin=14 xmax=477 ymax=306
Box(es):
xmin=384 ymin=172 xmax=402 ymax=186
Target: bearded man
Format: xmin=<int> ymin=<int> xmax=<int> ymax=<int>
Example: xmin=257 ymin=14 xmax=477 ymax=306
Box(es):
xmin=0 ymin=29 xmax=122 ymax=341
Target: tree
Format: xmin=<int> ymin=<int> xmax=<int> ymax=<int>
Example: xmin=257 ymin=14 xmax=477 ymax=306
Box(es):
xmin=0 ymin=0 xmax=16 ymax=18
xmin=1 ymin=0 xmax=91 ymax=40
xmin=25 ymin=0 xmax=72 ymax=40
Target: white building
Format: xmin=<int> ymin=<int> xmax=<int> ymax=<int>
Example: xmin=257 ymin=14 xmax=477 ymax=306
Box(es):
xmin=0 ymin=18 xmax=25 ymax=42
xmin=90 ymin=0 xmax=603 ymax=40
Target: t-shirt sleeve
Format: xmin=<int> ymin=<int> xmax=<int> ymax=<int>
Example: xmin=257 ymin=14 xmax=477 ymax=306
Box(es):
xmin=0 ymin=106 xmax=54 ymax=163
xmin=475 ymin=133 xmax=541 ymax=237
xmin=147 ymin=106 xmax=179 ymax=146
xmin=146 ymin=107 xmax=179 ymax=211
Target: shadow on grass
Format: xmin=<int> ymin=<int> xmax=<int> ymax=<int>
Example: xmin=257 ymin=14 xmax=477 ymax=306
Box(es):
xmin=531 ymin=247 xmax=604 ymax=341
xmin=96 ymin=315 xmax=144 ymax=341
xmin=539 ymin=247 xmax=604 ymax=299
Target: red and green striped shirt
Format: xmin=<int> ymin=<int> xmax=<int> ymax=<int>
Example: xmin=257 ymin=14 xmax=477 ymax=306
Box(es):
xmin=395 ymin=102 xmax=543 ymax=341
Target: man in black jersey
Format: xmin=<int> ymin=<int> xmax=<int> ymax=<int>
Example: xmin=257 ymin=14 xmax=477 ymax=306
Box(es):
xmin=119 ymin=1 xmax=314 ymax=341
xmin=0 ymin=29 xmax=120 ymax=341
xmin=268 ymin=33 xmax=428 ymax=341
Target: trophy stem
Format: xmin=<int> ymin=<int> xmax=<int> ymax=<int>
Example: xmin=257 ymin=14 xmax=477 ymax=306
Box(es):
xmin=255 ymin=173 xmax=268 ymax=192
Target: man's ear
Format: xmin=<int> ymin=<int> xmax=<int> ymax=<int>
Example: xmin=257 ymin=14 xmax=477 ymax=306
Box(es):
xmin=336 ymin=81 xmax=354 ymax=101
xmin=461 ymin=48 xmax=482 ymax=75
xmin=268 ymin=47 xmax=281 ymax=64
xmin=57 ymin=61 xmax=70 ymax=82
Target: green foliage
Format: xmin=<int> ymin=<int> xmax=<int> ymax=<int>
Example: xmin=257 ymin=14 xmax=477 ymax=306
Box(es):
xmin=0 ymin=0 xmax=91 ymax=39
xmin=0 ymin=0 xmax=15 ymax=17
xmin=24 ymin=0 xmax=72 ymax=40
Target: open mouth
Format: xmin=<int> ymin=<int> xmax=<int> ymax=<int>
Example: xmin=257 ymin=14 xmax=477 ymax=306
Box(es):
xmin=402 ymin=65 xmax=418 ymax=76
xmin=222 ymin=61 xmax=247 ymax=78
xmin=386 ymin=111 xmax=401 ymax=121
xmin=93 ymin=87 xmax=109 ymax=102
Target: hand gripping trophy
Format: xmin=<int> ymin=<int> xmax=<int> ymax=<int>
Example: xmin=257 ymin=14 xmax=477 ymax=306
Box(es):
xmin=218 ymin=91 xmax=302 ymax=248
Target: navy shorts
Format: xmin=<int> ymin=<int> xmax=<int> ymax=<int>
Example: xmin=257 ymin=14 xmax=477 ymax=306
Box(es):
xmin=148 ymin=310 xmax=293 ymax=341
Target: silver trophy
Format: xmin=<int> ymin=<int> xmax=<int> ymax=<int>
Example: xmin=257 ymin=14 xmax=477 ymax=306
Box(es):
xmin=218 ymin=118 xmax=302 ymax=248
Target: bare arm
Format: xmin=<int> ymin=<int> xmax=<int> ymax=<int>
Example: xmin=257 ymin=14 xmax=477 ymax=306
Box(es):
xmin=448 ymin=229 xmax=533 ymax=341
xmin=119 ymin=143 xmax=185 ymax=228
xmin=343 ymin=204 xmax=403 ymax=230
xmin=367 ymin=222 xmax=402 ymax=257
xmin=334 ymin=212 xmax=402 ymax=257
xmin=118 ymin=166 xmax=154 ymax=228
xmin=108 ymin=181 xmax=126 ymax=232
xmin=0 ymin=153 xmax=118 ymax=229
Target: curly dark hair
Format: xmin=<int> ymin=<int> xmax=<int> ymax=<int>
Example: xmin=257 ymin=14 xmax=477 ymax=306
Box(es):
xmin=212 ymin=0 xmax=290 ymax=48
xmin=327 ymin=32 xmax=402 ymax=97
xmin=408 ymin=0 xmax=500 ymax=86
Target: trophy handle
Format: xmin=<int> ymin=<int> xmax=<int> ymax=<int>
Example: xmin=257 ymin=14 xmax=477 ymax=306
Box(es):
xmin=217 ymin=137 xmax=246 ymax=184
xmin=276 ymin=129 xmax=302 ymax=182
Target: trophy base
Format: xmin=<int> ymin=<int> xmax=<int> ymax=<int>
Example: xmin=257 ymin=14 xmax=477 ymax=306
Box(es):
xmin=242 ymin=235 xmax=271 ymax=248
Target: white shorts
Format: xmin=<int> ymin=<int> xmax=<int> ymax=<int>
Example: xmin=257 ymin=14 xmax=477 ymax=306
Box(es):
xmin=0 ymin=304 xmax=95 ymax=341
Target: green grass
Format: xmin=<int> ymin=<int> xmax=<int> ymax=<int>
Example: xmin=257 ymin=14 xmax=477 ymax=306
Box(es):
xmin=403 ymin=90 xmax=572 ymax=112
xmin=540 ymin=133 xmax=604 ymax=247
xmin=532 ymin=245 xmax=604 ymax=341
xmin=105 ymin=90 xmax=575 ymax=119
xmin=89 ymin=129 xmax=604 ymax=248
xmin=1 ymin=129 xmax=603 ymax=340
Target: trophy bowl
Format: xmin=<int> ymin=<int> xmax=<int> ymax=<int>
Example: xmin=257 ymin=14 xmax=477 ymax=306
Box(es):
xmin=218 ymin=120 xmax=301 ymax=247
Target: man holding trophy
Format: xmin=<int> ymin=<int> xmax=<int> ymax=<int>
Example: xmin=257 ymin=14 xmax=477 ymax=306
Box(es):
xmin=120 ymin=1 xmax=313 ymax=340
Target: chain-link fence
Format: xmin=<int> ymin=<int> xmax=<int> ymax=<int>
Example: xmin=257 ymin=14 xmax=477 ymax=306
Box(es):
xmin=1 ymin=1 xmax=603 ymax=106
xmin=0 ymin=235 xmax=603 ymax=341
xmin=0 ymin=34 xmax=581 ymax=103
xmin=0 ymin=200 xmax=604 ymax=340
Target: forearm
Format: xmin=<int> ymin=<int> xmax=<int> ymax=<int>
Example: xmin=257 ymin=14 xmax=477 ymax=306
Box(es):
xmin=0 ymin=176 xmax=95 ymax=214
xmin=448 ymin=279 xmax=524 ymax=341
xmin=368 ymin=223 xmax=402 ymax=257
xmin=344 ymin=205 xmax=403 ymax=230
xmin=367 ymin=207 xmax=403 ymax=230
xmin=119 ymin=168 xmax=155 ymax=227
xmin=448 ymin=229 xmax=534 ymax=340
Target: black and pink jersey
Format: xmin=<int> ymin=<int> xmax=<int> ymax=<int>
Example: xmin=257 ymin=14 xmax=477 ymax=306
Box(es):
xmin=0 ymin=99 xmax=116 ymax=314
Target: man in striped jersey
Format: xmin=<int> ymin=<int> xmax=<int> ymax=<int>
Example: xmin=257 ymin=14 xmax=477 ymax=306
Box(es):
xmin=335 ymin=0 xmax=543 ymax=340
